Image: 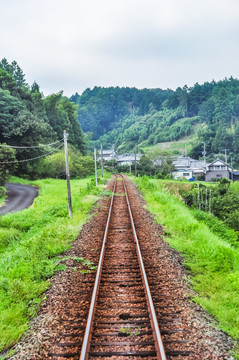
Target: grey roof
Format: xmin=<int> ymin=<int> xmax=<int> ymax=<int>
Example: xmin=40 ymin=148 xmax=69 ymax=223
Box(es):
xmin=102 ymin=149 xmax=115 ymax=155
xmin=173 ymin=157 xmax=205 ymax=170
xmin=116 ymin=154 xmax=142 ymax=162
xmin=207 ymin=158 xmax=229 ymax=167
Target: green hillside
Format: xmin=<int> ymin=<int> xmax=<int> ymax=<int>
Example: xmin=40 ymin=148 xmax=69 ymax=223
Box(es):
xmin=72 ymin=78 xmax=239 ymax=166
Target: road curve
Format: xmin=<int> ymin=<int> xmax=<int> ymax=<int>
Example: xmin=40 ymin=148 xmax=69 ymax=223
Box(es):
xmin=0 ymin=183 xmax=39 ymax=216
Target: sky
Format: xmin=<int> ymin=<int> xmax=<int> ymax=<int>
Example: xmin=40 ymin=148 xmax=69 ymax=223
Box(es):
xmin=1 ymin=0 xmax=239 ymax=96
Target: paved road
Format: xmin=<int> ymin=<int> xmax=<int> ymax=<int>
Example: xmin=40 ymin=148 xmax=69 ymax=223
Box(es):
xmin=0 ymin=183 xmax=39 ymax=216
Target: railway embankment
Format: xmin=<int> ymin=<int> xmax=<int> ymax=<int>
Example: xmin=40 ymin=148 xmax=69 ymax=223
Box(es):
xmin=134 ymin=176 xmax=239 ymax=355
xmin=0 ymin=175 xmax=110 ymax=354
xmin=3 ymin=176 xmax=236 ymax=360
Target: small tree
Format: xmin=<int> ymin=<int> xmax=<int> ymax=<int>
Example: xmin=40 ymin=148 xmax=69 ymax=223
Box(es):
xmin=0 ymin=145 xmax=17 ymax=186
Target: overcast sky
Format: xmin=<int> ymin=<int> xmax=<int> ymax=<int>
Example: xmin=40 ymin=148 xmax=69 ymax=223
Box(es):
xmin=1 ymin=0 xmax=239 ymax=96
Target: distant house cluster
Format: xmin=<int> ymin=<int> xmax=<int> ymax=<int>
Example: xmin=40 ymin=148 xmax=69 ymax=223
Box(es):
xmin=99 ymin=149 xmax=142 ymax=166
xmin=172 ymin=157 xmax=239 ymax=181
xmin=100 ymin=149 xmax=239 ymax=181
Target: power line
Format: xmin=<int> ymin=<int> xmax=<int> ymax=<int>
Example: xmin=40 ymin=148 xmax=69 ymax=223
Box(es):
xmin=0 ymin=138 xmax=64 ymax=149
xmin=0 ymin=143 xmax=64 ymax=164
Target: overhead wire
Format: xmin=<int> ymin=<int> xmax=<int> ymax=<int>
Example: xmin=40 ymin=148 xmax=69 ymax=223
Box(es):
xmin=0 ymin=138 xmax=64 ymax=149
xmin=0 ymin=143 xmax=64 ymax=164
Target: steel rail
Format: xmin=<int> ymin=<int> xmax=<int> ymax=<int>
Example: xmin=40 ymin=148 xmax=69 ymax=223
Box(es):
xmin=79 ymin=177 xmax=117 ymax=360
xmin=122 ymin=175 xmax=167 ymax=360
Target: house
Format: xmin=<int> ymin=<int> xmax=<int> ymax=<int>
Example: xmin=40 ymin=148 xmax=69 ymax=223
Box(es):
xmin=98 ymin=149 xmax=142 ymax=165
xmin=171 ymin=170 xmax=193 ymax=180
xmin=171 ymin=156 xmax=206 ymax=180
xmin=205 ymin=159 xmax=232 ymax=181
xmin=115 ymin=153 xmax=142 ymax=166
xmin=173 ymin=157 xmax=205 ymax=171
xmin=99 ymin=149 xmax=117 ymax=162
xmin=232 ymin=170 xmax=239 ymax=181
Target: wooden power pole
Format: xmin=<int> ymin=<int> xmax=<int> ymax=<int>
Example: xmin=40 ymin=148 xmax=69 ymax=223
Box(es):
xmin=64 ymin=130 xmax=73 ymax=218
xmin=101 ymin=143 xmax=104 ymax=178
xmin=134 ymin=144 xmax=137 ymax=177
xmin=94 ymin=148 xmax=98 ymax=186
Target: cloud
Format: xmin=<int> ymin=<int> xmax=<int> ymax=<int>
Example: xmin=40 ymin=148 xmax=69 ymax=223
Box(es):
xmin=1 ymin=0 xmax=239 ymax=95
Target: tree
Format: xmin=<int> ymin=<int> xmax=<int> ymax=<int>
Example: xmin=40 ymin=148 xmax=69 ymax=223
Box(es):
xmin=0 ymin=58 xmax=27 ymax=88
xmin=30 ymin=82 xmax=47 ymax=121
xmin=0 ymin=145 xmax=17 ymax=186
xmin=44 ymin=92 xmax=86 ymax=153
xmin=0 ymin=68 xmax=16 ymax=92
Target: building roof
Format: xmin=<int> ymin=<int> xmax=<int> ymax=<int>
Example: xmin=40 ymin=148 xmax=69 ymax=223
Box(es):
xmin=207 ymin=158 xmax=230 ymax=167
xmin=173 ymin=157 xmax=205 ymax=170
xmin=102 ymin=149 xmax=115 ymax=155
xmin=116 ymin=154 xmax=142 ymax=162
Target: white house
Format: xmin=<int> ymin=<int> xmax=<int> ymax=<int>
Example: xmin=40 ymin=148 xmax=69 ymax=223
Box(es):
xmin=205 ymin=159 xmax=232 ymax=181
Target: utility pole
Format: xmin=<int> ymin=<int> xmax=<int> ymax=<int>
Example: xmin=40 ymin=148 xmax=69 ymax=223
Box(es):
xmin=100 ymin=143 xmax=104 ymax=178
xmin=64 ymin=130 xmax=72 ymax=218
xmin=202 ymin=142 xmax=206 ymax=167
xmin=205 ymin=187 xmax=208 ymax=212
xmin=224 ymin=149 xmax=228 ymax=164
xmin=94 ymin=148 xmax=98 ymax=186
xmin=197 ymin=184 xmax=200 ymax=210
xmin=111 ymin=144 xmax=114 ymax=171
xmin=184 ymin=144 xmax=187 ymax=158
xmin=231 ymin=157 xmax=234 ymax=182
xmin=209 ymin=189 xmax=212 ymax=214
xmin=134 ymin=144 xmax=137 ymax=177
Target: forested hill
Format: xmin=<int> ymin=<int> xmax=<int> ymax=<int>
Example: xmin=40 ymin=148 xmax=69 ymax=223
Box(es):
xmin=71 ymin=79 xmax=239 ymax=164
xmin=0 ymin=58 xmax=85 ymax=177
xmin=70 ymin=87 xmax=173 ymax=139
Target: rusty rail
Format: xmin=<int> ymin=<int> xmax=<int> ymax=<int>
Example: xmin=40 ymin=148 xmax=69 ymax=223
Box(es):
xmin=79 ymin=175 xmax=167 ymax=360
xmin=123 ymin=175 xmax=167 ymax=360
xmin=79 ymin=177 xmax=117 ymax=360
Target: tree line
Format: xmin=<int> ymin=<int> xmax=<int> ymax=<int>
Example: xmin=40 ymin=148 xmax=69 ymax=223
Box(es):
xmin=71 ymin=78 xmax=239 ymax=165
xmin=0 ymin=58 xmax=86 ymax=185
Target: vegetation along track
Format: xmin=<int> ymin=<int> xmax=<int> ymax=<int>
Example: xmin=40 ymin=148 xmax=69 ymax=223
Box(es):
xmin=49 ymin=175 xmax=193 ymax=360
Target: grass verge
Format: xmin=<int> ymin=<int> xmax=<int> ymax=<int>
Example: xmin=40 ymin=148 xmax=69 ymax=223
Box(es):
xmin=134 ymin=176 xmax=239 ymax=345
xmin=0 ymin=173 xmax=111 ymax=351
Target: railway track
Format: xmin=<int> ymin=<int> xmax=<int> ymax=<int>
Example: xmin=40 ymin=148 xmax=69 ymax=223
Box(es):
xmin=49 ymin=175 xmax=192 ymax=359
xmin=80 ymin=175 xmax=166 ymax=360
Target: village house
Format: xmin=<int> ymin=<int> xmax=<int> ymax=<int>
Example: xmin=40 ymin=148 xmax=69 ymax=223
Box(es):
xmin=100 ymin=149 xmax=117 ymax=162
xmin=205 ymin=159 xmax=232 ymax=181
xmin=171 ymin=157 xmax=206 ymax=180
xmin=99 ymin=149 xmax=142 ymax=165
xmin=115 ymin=153 xmax=142 ymax=166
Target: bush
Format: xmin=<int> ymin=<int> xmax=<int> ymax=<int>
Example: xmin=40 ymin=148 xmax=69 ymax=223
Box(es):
xmin=0 ymin=145 xmax=17 ymax=186
xmin=37 ymin=147 xmax=94 ymax=179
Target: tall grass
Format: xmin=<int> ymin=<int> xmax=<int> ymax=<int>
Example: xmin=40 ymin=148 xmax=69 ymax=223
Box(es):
xmin=135 ymin=176 xmax=239 ymax=341
xmin=0 ymin=173 xmax=111 ymax=350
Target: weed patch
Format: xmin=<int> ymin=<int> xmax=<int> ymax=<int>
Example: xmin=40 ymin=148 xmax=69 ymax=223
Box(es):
xmin=134 ymin=176 xmax=239 ymax=341
xmin=0 ymin=173 xmax=111 ymax=351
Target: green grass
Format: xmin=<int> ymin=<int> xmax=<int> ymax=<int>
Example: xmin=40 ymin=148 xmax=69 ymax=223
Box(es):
xmin=0 ymin=172 xmax=111 ymax=351
xmin=134 ymin=176 xmax=239 ymax=343
xmin=0 ymin=187 xmax=6 ymax=206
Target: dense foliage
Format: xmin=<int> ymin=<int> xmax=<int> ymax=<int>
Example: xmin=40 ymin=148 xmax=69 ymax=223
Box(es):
xmin=0 ymin=145 xmax=17 ymax=186
xmin=0 ymin=58 xmax=86 ymax=178
xmin=72 ymin=78 xmax=239 ymax=165
xmin=0 ymin=174 xmax=110 ymax=350
xmin=135 ymin=176 xmax=239 ymax=343
xmin=70 ymin=87 xmax=173 ymax=141
xmin=180 ymin=178 xmax=239 ymax=232
xmin=36 ymin=146 xmax=94 ymax=179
